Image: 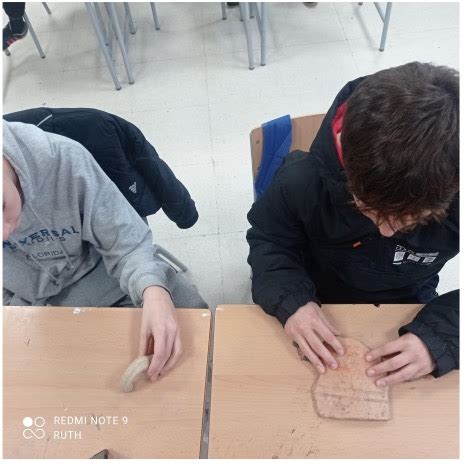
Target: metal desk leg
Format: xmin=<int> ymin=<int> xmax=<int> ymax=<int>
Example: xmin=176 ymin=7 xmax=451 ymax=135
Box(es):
xmin=240 ymin=3 xmax=254 ymax=70
xmin=42 ymin=2 xmax=52 ymax=14
xmin=24 ymin=13 xmax=45 ymax=58
xmin=150 ymin=3 xmax=161 ymax=30
xmin=221 ymin=2 xmax=227 ymax=20
xmin=85 ymin=2 xmax=121 ymax=90
xmin=107 ymin=2 xmax=135 ymax=84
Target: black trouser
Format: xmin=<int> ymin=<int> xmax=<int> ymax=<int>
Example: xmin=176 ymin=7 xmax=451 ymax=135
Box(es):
xmin=3 ymin=2 xmax=26 ymax=20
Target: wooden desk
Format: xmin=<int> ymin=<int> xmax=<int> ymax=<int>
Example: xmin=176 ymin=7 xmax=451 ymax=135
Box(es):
xmin=3 ymin=306 xmax=211 ymax=459
xmin=209 ymin=304 xmax=459 ymax=459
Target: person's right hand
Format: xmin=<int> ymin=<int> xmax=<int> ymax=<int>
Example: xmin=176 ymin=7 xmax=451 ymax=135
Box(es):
xmin=139 ymin=286 xmax=182 ymax=381
xmin=284 ymin=301 xmax=344 ymax=373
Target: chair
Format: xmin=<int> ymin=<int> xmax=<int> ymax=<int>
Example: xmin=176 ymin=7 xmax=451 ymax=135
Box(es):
xmin=4 ymin=2 xmax=51 ymax=59
xmin=85 ymin=2 xmax=122 ymax=90
xmin=141 ymin=219 xmax=187 ymax=273
xmin=247 ymin=114 xmax=325 ymax=279
xmin=249 ymin=113 xmax=326 ymax=194
xmin=358 ymin=2 xmax=393 ymax=51
xmin=221 ymin=2 xmax=267 ymax=70
xmin=87 ymin=2 xmax=161 ymax=90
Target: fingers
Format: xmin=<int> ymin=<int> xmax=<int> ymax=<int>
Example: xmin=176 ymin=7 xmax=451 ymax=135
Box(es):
xmin=366 ymin=338 xmax=404 ymax=362
xmin=374 ymin=364 xmax=417 ymax=387
xmin=161 ymin=332 xmax=183 ymax=375
xmin=319 ymin=311 xmax=342 ymax=337
xmin=314 ymin=322 xmax=344 ymax=356
xmin=294 ymin=335 xmax=326 ymax=374
xmin=147 ymin=336 xmax=154 ymax=356
xmin=147 ymin=329 xmax=167 ymax=379
xmin=138 ymin=329 xmax=149 ymax=357
xmin=305 ymin=331 xmax=339 ymax=369
xmin=367 ymin=352 xmax=410 ymax=377
xmin=286 ymin=305 xmax=344 ymax=372
xmin=149 ymin=325 xmax=178 ymax=380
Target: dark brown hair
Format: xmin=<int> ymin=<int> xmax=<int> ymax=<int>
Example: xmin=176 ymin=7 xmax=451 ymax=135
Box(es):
xmin=341 ymin=62 xmax=459 ymax=225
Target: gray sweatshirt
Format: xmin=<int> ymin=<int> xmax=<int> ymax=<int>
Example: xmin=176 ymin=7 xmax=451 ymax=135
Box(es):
xmin=3 ymin=120 xmax=177 ymax=306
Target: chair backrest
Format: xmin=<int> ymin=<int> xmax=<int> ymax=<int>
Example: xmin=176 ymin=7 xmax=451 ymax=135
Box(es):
xmin=249 ymin=113 xmax=326 ymax=181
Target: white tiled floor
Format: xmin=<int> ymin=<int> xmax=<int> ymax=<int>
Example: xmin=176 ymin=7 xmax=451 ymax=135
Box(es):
xmin=3 ymin=2 xmax=460 ymax=310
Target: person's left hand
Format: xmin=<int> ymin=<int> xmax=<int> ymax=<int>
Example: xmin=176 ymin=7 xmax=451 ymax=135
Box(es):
xmin=365 ymin=332 xmax=436 ymax=387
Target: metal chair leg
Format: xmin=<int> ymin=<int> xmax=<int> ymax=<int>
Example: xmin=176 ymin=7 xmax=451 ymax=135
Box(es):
xmin=156 ymin=246 xmax=188 ymax=273
xmin=85 ymin=3 xmax=121 ymax=90
xmin=42 ymin=2 xmax=52 ymax=14
xmin=251 ymin=2 xmax=266 ymax=66
xmin=102 ymin=3 xmax=114 ymax=58
xmin=94 ymin=2 xmax=109 ymax=46
xmin=240 ymin=3 xmax=254 ymax=70
xmin=250 ymin=1 xmax=255 ymax=18
xmin=124 ymin=2 xmax=137 ymax=34
xmin=5 ymin=48 xmax=11 ymax=56
xmin=107 ymin=2 xmax=135 ymax=84
xmin=379 ymin=2 xmax=392 ymax=51
xmin=260 ymin=3 xmax=266 ymax=66
xmin=150 ymin=3 xmax=161 ymax=30
xmin=360 ymin=2 xmax=393 ymax=52
xmin=24 ymin=13 xmax=45 ymax=58
xmin=221 ymin=2 xmax=227 ymax=20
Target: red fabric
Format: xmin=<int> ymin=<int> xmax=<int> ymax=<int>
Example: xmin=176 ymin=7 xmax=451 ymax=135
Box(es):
xmin=331 ymin=101 xmax=347 ymax=167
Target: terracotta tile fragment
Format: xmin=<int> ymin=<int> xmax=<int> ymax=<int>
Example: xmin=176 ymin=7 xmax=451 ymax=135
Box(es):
xmin=313 ymin=337 xmax=390 ymax=421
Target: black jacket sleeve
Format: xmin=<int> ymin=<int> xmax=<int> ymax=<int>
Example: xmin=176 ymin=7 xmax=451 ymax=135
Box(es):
xmin=247 ymin=163 xmax=319 ymax=326
xmin=114 ymin=116 xmax=199 ymax=228
xmin=399 ymin=289 xmax=459 ymax=377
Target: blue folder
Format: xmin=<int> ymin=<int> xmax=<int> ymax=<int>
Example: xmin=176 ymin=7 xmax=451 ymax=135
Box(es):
xmin=254 ymin=114 xmax=292 ymax=199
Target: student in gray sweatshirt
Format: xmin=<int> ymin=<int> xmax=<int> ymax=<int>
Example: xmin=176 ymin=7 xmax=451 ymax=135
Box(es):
xmin=3 ymin=120 xmax=207 ymax=380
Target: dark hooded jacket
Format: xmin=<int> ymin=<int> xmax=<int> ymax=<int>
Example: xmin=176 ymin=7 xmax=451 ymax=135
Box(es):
xmin=247 ymin=77 xmax=459 ymax=377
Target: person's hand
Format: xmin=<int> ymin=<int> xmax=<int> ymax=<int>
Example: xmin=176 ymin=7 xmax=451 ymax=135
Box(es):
xmin=284 ymin=301 xmax=344 ymax=373
xmin=365 ymin=332 xmax=436 ymax=387
xmin=139 ymin=286 xmax=182 ymax=381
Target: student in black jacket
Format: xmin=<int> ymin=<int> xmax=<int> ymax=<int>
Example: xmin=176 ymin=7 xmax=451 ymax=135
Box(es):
xmin=247 ymin=62 xmax=459 ymax=386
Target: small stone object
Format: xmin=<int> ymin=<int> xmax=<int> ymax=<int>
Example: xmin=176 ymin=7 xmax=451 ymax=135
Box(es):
xmin=313 ymin=337 xmax=390 ymax=421
xmin=120 ymin=355 xmax=153 ymax=393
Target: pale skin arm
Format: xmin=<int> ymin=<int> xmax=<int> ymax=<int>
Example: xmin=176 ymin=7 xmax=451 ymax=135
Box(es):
xmin=138 ymin=286 xmax=183 ymax=381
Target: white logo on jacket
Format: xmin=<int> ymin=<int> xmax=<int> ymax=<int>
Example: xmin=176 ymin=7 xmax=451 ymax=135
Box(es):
xmin=393 ymin=245 xmax=438 ymax=265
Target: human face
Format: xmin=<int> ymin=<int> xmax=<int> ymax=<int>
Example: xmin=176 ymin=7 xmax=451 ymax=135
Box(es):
xmin=353 ymin=196 xmax=432 ymax=237
xmin=3 ymin=158 xmax=22 ymax=240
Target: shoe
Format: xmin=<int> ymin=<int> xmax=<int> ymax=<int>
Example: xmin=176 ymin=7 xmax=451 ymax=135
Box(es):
xmin=3 ymin=20 xmax=28 ymax=51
